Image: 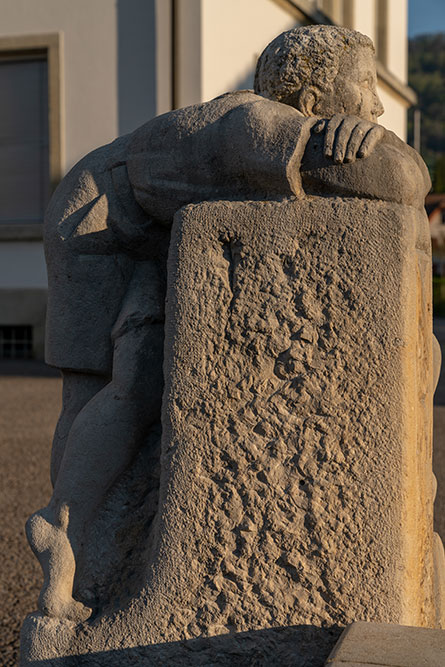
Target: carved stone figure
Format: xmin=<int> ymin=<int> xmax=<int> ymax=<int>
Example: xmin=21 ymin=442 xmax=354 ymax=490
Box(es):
xmin=22 ymin=25 xmax=444 ymax=666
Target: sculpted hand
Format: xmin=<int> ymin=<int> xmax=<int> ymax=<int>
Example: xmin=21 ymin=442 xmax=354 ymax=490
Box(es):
xmin=313 ymin=115 xmax=385 ymax=164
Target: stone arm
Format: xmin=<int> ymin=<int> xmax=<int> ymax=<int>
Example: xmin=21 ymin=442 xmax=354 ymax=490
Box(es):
xmin=126 ymin=93 xmax=317 ymax=223
xmin=64 ymin=92 xmax=316 ymax=256
xmin=64 ymin=93 xmax=430 ymax=259
xmin=300 ymin=126 xmax=431 ymax=208
xmin=127 ymin=98 xmax=430 ymax=232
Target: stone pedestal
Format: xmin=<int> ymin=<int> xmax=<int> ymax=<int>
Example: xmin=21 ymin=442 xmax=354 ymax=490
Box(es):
xmin=325 ymin=621 xmax=445 ymax=666
xmin=21 ymin=198 xmax=441 ymax=666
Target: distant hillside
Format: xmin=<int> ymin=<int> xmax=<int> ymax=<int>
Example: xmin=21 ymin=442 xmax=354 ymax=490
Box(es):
xmin=408 ymin=33 xmax=445 ymax=191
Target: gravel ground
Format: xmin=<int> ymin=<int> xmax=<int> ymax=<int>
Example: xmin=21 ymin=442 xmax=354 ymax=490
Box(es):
xmin=1 ymin=324 xmax=445 ymax=666
xmin=0 ymin=361 xmax=60 ymax=667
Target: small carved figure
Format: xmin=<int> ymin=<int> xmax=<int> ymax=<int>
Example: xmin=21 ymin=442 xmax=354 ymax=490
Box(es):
xmin=26 ymin=25 xmax=429 ymax=622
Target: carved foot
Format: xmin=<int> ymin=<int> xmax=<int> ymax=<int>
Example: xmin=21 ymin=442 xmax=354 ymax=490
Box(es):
xmin=25 ymin=508 xmax=92 ymax=623
xmin=37 ymin=589 xmax=92 ymax=624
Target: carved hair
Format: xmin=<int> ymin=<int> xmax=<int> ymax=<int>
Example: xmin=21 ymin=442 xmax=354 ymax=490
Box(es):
xmin=254 ymin=25 xmax=374 ymax=106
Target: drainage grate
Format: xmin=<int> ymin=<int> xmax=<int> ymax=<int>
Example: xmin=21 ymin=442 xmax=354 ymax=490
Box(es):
xmin=0 ymin=325 xmax=33 ymax=359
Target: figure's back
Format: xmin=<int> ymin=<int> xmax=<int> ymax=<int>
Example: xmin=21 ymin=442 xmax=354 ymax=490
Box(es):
xmin=44 ymin=91 xmax=312 ymax=373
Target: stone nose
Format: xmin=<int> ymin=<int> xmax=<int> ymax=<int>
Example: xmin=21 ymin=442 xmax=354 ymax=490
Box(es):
xmin=374 ymin=93 xmax=385 ymax=118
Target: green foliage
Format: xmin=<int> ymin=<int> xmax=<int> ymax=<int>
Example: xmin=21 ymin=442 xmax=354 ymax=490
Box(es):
xmin=408 ymin=33 xmax=445 ymax=191
xmin=433 ymin=155 xmax=445 ymax=193
xmin=433 ymin=276 xmax=445 ymax=316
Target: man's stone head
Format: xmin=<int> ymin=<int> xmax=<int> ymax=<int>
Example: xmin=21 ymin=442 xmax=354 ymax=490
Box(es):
xmin=254 ymin=25 xmax=384 ymax=122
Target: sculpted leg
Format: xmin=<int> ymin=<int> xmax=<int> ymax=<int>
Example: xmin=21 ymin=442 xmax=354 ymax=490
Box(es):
xmin=26 ymin=324 xmax=164 ymax=621
xmin=50 ymin=371 xmax=109 ymax=487
xmin=26 ymin=505 xmax=93 ymax=622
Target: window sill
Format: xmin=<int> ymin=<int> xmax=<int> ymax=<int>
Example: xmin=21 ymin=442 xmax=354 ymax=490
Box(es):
xmin=0 ymin=224 xmax=43 ymax=241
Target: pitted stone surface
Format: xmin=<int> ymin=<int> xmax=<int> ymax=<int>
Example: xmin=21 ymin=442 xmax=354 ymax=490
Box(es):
xmin=158 ymin=198 xmax=435 ymax=635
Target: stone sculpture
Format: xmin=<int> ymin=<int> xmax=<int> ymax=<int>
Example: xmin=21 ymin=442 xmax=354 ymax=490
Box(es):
xmin=21 ymin=25 xmax=444 ymax=666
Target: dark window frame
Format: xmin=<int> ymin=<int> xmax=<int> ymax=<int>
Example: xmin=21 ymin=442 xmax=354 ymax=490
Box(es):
xmin=0 ymin=33 xmax=63 ymax=241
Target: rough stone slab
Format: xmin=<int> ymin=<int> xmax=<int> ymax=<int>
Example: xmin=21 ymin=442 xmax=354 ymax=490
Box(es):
xmin=159 ymin=197 xmax=436 ymax=632
xmin=325 ymin=621 xmax=445 ymax=666
xmin=21 ymin=197 xmax=437 ymax=665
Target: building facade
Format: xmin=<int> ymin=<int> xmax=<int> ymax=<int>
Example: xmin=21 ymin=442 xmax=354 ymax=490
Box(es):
xmin=0 ymin=0 xmax=415 ymax=359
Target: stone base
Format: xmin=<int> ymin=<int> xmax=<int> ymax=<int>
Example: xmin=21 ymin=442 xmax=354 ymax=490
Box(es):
xmin=20 ymin=614 xmax=341 ymax=666
xmin=325 ymin=621 xmax=445 ymax=666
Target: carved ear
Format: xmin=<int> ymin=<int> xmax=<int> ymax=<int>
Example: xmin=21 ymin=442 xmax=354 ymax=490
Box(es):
xmin=298 ymin=87 xmax=321 ymax=116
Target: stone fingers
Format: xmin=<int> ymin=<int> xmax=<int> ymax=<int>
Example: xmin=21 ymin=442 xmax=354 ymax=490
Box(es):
xmin=356 ymin=124 xmax=385 ymax=159
xmin=333 ymin=117 xmax=365 ymax=163
xmin=324 ymin=114 xmax=345 ymax=159
xmin=343 ymin=121 xmax=374 ymax=163
xmin=313 ymin=119 xmax=327 ymax=134
xmin=323 ymin=116 xmax=385 ymax=164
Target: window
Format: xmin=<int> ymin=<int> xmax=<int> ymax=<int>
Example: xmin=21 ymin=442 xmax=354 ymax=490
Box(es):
xmin=0 ymin=34 xmax=62 ymax=237
xmin=0 ymin=54 xmax=49 ymax=225
xmin=376 ymin=0 xmax=388 ymax=66
xmin=0 ymin=325 xmax=33 ymax=359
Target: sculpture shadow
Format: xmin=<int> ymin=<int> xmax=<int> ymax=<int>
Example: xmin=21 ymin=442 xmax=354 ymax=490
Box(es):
xmin=22 ymin=623 xmax=342 ymax=666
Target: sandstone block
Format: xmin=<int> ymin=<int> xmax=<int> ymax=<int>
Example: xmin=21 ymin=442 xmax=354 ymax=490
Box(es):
xmin=159 ymin=198 xmax=437 ymax=634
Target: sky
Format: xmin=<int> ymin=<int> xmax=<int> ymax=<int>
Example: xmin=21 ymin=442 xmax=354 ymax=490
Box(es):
xmin=408 ymin=0 xmax=445 ymax=37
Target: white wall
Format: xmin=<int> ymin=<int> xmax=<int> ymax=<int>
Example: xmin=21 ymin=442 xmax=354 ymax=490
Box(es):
xmin=175 ymin=0 xmax=300 ymax=108
xmin=0 ymin=0 xmax=160 ymax=291
xmin=0 ymin=0 xmax=411 ymax=295
xmin=352 ymin=0 xmax=376 ymax=45
xmin=386 ymin=0 xmax=407 ymax=82
xmin=196 ymin=0 xmax=408 ymax=138
xmin=377 ymin=85 xmax=407 ymax=139
xmin=116 ymin=0 xmax=158 ymax=136
xmin=175 ymin=0 xmax=202 ymax=108
xmin=0 ymin=0 xmax=119 ymax=172
xmin=350 ymin=0 xmax=407 ymax=84
xmin=0 ymin=0 xmax=118 ymax=290
xmin=351 ymin=0 xmax=408 ymax=139
xmin=200 ymin=0 xmax=299 ymax=102
xmin=0 ymin=0 xmax=160 ymax=173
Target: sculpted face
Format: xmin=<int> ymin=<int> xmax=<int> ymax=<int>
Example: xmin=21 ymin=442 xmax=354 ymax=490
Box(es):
xmin=316 ymin=46 xmax=384 ymax=122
